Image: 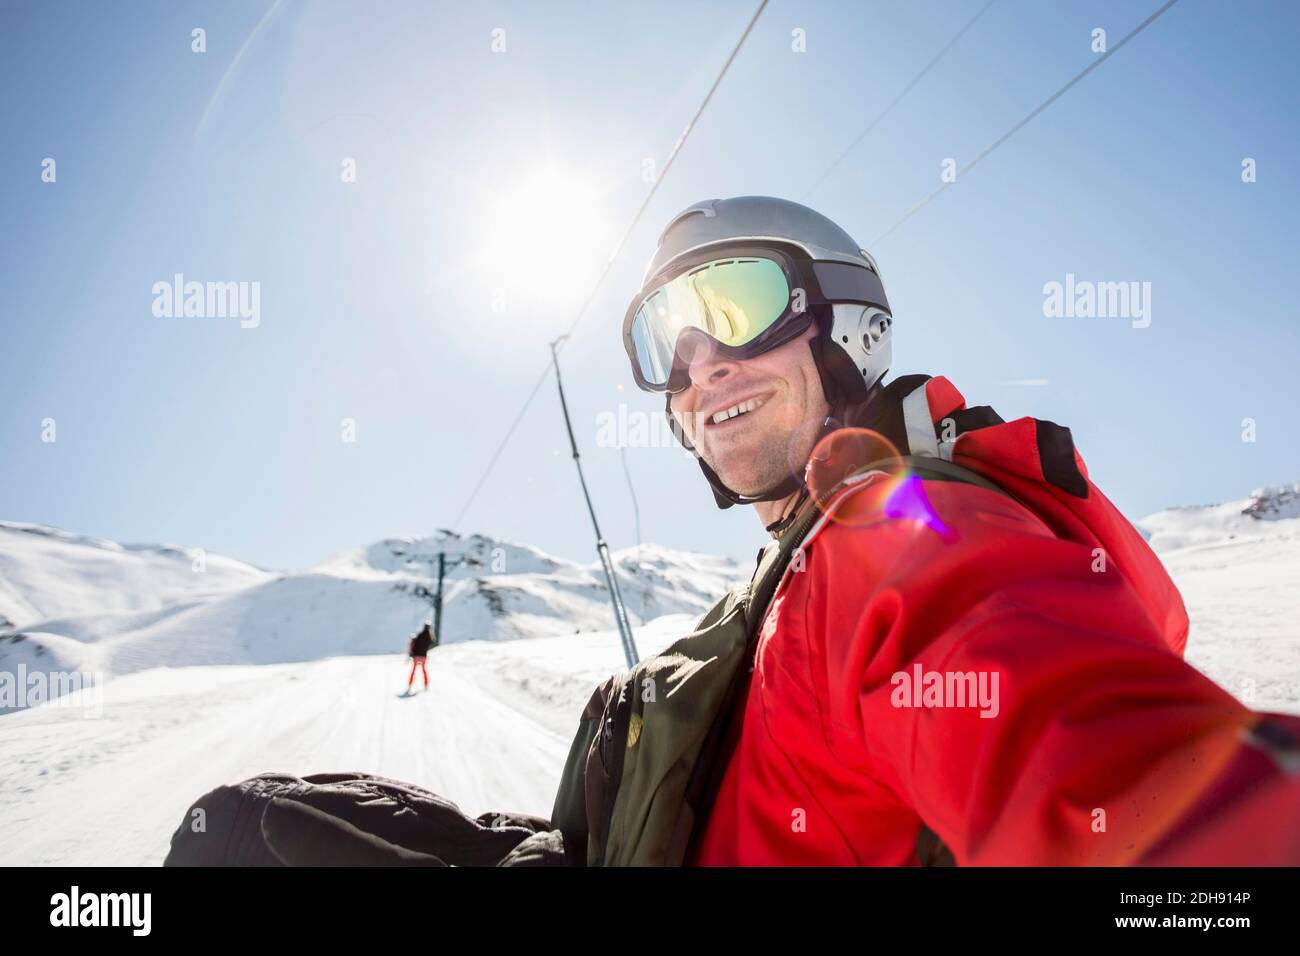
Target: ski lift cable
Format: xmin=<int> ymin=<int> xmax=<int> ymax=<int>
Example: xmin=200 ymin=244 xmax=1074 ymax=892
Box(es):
xmin=619 ymin=445 xmax=650 ymax=615
xmin=869 ymin=0 xmax=1182 ymax=247
xmin=451 ymin=0 xmax=770 ymax=532
xmin=619 ymin=446 xmax=642 ymax=551
xmin=803 ymin=0 xmax=1000 ymax=200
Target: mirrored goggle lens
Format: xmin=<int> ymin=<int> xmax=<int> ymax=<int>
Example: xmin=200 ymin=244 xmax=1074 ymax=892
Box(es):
xmin=629 ymin=257 xmax=791 ymax=387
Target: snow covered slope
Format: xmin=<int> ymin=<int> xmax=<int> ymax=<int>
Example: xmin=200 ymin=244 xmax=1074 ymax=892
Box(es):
xmin=1138 ymin=481 xmax=1300 ymax=714
xmin=0 ymin=617 xmax=694 ymax=866
xmin=0 ymin=525 xmax=744 ymax=702
xmin=0 ymin=521 xmax=270 ymax=633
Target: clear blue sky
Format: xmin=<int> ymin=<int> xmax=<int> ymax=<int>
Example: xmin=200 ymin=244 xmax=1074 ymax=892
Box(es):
xmin=3 ymin=0 xmax=1298 ymax=571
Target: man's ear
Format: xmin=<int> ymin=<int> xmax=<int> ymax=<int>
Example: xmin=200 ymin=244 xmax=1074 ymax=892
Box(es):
xmin=808 ymin=333 xmax=868 ymax=406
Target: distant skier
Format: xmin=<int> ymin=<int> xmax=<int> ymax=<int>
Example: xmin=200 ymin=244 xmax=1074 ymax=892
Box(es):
xmin=406 ymin=622 xmax=437 ymax=691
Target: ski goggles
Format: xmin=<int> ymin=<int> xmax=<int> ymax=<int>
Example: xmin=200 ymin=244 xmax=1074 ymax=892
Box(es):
xmin=622 ymin=244 xmax=890 ymax=393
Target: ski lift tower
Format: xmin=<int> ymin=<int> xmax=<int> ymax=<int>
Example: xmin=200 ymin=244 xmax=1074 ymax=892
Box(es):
xmin=549 ymin=336 xmax=640 ymax=669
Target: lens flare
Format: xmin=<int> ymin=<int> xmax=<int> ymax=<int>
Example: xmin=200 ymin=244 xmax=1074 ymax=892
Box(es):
xmin=807 ymin=428 xmax=902 ymax=526
xmin=806 ymin=427 xmax=953 ymax=540
xmin=882 ymin=473 xmax=954 ymax=542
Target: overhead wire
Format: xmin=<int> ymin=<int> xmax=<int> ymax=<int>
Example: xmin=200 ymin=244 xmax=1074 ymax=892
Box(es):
xmin=451 ymin=0 xmax=770 ymax=531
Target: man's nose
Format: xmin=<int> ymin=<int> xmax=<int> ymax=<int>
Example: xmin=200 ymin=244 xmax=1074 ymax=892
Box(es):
xmin=679 ymin=335 xmax=741 ymax=390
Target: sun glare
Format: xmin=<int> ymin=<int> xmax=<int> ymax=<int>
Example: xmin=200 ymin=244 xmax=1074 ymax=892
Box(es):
xmin=482 ymin=168 xmax=609 ymax=305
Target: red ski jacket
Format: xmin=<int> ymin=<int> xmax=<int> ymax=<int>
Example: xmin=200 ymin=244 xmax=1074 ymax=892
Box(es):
xmin=689 ymin=375 xmax=1300 ymax=866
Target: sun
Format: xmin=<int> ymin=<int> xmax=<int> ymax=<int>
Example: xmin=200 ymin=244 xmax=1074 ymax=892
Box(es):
xmin=481 ymin=166 xmax=609 ymax=307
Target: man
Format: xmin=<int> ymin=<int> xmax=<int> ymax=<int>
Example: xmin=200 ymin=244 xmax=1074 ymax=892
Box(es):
xmin=406 ymin=622 xmax=436 ymax=692
xmin=165 ymin=196 xmax=1299 ymax=868
xmin=552 ymin=195 xmax=1300 ymax=866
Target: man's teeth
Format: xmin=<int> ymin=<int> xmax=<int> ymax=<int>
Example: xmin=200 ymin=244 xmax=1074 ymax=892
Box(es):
xmin=711 ymin=397 xmax=765 ymax=425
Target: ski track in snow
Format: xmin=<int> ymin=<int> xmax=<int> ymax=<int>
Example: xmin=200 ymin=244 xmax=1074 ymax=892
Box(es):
xmin=0 ymin=652 xmax=578 ymax=866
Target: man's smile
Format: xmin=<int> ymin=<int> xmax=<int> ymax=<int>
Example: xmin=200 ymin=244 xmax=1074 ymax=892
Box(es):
xmin=702 ymin=390 xmax=775 ymax=430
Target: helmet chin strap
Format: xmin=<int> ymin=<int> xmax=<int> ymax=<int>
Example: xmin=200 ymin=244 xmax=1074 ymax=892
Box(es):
xmin=697 ymin=457 xmax=802 ymax=508
xmin=763 ymin=484 xmax=812 ymax=535
xmin=692 ymin=413 xmax=839 ymax=511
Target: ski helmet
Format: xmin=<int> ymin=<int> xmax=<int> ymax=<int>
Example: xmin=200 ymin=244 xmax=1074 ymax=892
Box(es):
xmin=622 ymin=196 xmax=894 ymax=509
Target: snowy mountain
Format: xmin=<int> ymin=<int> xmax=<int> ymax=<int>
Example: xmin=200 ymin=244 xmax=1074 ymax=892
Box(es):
xmin=1138 ymin=480 xmax=1300 ymax=551
xmin=0 ymin=520 xmax=270 ymax=633
xmin=1135 ymin=481 xmax=1300 ymax=715
xmin=0 ymin=523 xmax=744 ymax=700
xmin=4 ymin=478 xmax=1299 ymax=714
